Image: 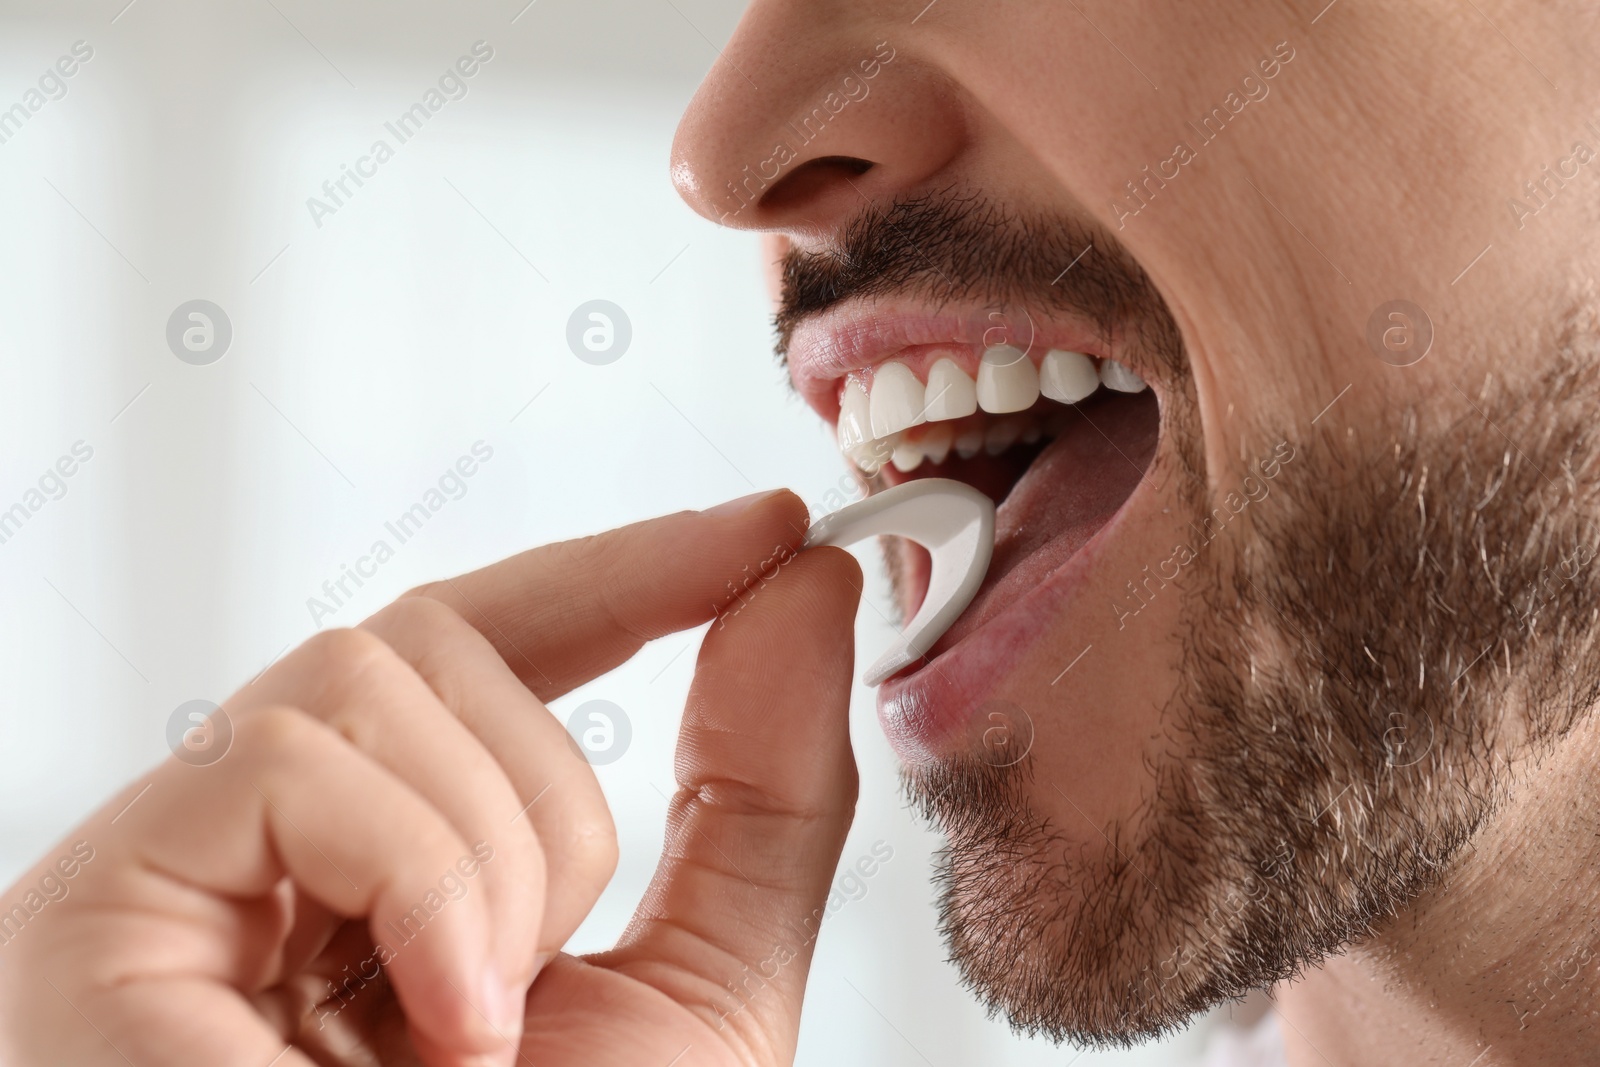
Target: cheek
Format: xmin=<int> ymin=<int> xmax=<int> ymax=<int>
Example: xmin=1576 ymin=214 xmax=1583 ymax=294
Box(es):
xmin=1004 ymin=471 xmax=1197 ymax=840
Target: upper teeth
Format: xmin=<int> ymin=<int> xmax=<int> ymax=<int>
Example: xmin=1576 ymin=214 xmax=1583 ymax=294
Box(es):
xmin=837 ymin=347 xmax=1148 ymax=474
xmin=868 ymin=360 xmax=928 ymax=437
xmin=925 ymin=357 xmax=977 ymax=421
xmin=1099 ymin=359 xmax=1149 ymax=394
xmin=974 ymin=345 xmax=1039 ymax=414
xmin=1040 ymin=349 xmax=1099 ymax=403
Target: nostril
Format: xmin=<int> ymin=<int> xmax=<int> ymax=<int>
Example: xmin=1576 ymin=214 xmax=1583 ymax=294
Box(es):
xmin=760 ymin=155 xmax=876 ymax=213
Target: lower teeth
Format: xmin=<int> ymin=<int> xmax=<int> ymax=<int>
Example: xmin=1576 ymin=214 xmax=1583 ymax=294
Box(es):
xmin=864 ymin=408 xmax=1060 ymax=474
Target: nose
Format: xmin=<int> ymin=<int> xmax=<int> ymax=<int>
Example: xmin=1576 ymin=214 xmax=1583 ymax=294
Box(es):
xmin=670 ymin=2 xmax=965 ymax=237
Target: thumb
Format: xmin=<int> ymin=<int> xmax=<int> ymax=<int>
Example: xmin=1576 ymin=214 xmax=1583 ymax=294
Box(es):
xmin=604 ymin=545 xmax=863 ymax=1060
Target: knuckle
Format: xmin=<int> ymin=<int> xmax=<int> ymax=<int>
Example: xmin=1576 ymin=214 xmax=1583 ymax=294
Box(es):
xmin=367 ymin=595 xmax=484 ymax=707
xmin=507 ymin=782 xmax=617 ymax=887
xmin=296 ymin=626 xmax=399 ymax=694
xmin=688 ymin=774 xmax=857 ymax=827
xmin=370 ymin=591 xmax=463 ymax=637
xmin=235 ymin=705 xmax=328 ymax=766
xmin=400 ymin=577 xmax=447 ymax=601
xmin=326 ymin=703 xmax=382 ymax=755
xmin=558 ymin=807 xmax=619 ymax=886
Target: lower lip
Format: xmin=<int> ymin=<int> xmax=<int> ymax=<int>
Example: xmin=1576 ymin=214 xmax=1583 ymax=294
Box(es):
xmin=874 ymin=402 xmax=1160 ymax=764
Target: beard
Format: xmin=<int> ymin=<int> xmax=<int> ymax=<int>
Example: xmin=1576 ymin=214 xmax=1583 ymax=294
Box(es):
xmin=778 ymin=192 xmax=1600 ymax=1046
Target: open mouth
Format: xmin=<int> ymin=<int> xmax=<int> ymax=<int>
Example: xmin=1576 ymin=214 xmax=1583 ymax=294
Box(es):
xmin=788 ymin=305 xmax=1163 ymax=729
xmin=838 ymin=343 xmax=1160 ymax=675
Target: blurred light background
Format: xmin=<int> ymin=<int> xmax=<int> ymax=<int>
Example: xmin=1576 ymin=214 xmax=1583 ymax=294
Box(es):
xmin=0 ymin=0 xmax=1234 ymax=1061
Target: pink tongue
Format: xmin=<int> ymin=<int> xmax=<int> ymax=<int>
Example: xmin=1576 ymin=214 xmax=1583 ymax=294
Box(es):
xmin=930 ymin=391 xmax=1160 ymax=653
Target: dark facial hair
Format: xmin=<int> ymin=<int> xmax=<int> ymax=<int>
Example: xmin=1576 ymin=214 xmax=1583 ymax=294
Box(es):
xmin=774 ymin=187 xmax=1190 ymax=396
xmin=778 ymin=192 xmax=1600 ymax=1046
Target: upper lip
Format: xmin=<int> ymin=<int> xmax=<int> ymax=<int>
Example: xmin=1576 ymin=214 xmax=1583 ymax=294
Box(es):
xmin=785 ymin=298 xmax=1125 ymax=426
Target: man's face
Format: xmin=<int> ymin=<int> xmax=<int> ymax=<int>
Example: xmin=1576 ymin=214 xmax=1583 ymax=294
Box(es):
xmin=673 ymin=0 xmax=1600 ymax=1045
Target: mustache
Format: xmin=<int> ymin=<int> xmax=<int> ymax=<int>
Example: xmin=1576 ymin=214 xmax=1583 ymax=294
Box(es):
xmin=773 ymin=187 xmax=1188 ymax=379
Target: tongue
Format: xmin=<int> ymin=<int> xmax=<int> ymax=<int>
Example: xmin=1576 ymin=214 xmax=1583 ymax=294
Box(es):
xmin=926 ymin=390 xmax=1160 ymax=655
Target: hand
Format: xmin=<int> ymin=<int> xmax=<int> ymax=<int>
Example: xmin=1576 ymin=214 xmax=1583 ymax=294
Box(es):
xmin=0 ymin=490 xmax=864 ymax=1067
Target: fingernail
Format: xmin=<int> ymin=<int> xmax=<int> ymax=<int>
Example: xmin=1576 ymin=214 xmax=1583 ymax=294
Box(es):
xmin=703 ymin=489 xmax=782 ymax=517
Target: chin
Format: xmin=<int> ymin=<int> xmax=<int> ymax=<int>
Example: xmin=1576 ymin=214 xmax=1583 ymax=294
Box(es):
xmin=779 ymin=195 xmax=1600 ymax=1044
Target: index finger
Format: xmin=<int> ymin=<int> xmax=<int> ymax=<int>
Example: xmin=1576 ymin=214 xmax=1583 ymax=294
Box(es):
xmin=405 ymin=489 xmax=811 ymax=702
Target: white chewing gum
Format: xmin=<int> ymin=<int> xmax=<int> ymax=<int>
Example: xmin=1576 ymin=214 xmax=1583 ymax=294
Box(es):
xmin=803 ymin=478 xmax=995 ymax=686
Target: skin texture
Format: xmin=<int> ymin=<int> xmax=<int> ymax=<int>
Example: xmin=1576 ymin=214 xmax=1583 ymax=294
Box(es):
xmin=665 ymin=1 xmax=1600 ymax=1064
xmin=8 ymin=3 xmax=1600 ymax=1066
xmin=0 ymin=492 xmax=866 ymax=1066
